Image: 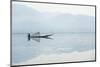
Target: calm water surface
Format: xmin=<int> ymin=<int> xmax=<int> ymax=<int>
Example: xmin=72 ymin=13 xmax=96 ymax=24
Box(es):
xmin=12 ymin=33 xmax=95 ymax=64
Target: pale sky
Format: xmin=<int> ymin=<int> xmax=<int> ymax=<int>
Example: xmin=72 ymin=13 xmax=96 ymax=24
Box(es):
xmin=13 ymin=1 xmax=95 ymax=16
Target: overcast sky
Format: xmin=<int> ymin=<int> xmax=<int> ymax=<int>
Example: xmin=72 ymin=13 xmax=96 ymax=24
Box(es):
xmin=13 ymin=1 xmax=95 ymax=16
xmin=12 ymin=2 xmax=95 ymax=33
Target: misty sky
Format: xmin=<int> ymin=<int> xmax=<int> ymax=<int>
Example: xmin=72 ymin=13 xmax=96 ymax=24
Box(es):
xmin=12 ymin=2 xmax=95 ymax=33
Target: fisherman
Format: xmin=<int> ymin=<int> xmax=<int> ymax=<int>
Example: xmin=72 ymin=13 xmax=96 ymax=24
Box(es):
xmin=27 ymin=32 xmax=53 ymax=42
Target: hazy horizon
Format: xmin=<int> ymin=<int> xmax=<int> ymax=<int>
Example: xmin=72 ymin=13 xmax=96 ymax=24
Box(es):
xmin=12 ymin=3 xmax=95 ymax=33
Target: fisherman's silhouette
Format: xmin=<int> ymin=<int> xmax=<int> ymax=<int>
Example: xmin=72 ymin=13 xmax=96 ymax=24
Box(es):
xmin=28 ymin=32 xmax=53 ymax=42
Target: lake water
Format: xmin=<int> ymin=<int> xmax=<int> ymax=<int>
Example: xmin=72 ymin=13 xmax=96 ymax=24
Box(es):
xmin=12 ymin=32 xmax=95 ymax=65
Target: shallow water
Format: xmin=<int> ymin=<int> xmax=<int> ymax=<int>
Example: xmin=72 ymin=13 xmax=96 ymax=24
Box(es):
xmin=12 ymin=32 xmax=95 ymax=64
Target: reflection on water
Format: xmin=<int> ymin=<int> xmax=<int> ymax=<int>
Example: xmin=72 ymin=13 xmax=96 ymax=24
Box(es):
xmin=12 ymin=32 xmax=95 ymax=64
